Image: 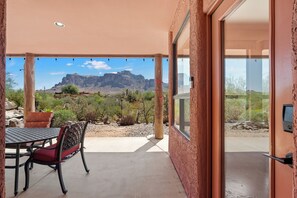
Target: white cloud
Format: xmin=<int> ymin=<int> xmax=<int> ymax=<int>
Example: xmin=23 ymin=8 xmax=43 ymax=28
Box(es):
xmin=124 ymin=68 xmax=133 ymax=71
xmin=49 ymin=72 xmax=65 ymax=75
xmin=83 ymin=60 xmax=111 ymax=70
xmin=7 ymin=73 xmax=17 ymax=77
xmin=114 ymin=65 xmax=133 ymax=70
xmin=110 ymin=72 xmax=117 ymax=74
xmin=66 ymin=63 xmax=73 ymax=66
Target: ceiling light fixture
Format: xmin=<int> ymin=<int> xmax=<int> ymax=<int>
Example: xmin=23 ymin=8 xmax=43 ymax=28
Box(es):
xmin=54 ymin=22 xmax=65 ymax=28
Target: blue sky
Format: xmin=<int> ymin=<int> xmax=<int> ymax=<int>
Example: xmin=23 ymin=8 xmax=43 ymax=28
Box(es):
xmin=6 ymin=57 xmax=169 ymax=90
xmin=225 ymin=58 xmax=269 ymax=92
xmin=225 ymin=58 xmax=269 ymax=80
xmin=6 ymin=57 xmax=269 ymax=91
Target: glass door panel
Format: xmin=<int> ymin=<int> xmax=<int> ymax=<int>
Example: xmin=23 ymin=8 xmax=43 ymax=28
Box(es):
xmin=223 ymin=0 xmax=270 ymax=197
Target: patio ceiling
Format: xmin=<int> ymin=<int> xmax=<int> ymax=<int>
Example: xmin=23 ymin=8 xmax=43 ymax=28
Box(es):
xmin=7 ymin=0 xmax=178 ymax=57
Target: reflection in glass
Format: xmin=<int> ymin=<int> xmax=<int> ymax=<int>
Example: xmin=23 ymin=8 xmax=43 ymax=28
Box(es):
xmin=174 ymin=17 xmax=190 ymax=137
xmin=177 ymin=58 xmax=190 ymax=94
xmin=224 ymin=0 xmax=269 ymax=197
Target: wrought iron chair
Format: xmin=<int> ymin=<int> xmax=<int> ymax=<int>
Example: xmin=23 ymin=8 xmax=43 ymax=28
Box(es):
xmin=24 ymin=121 xmax=90 ymax=194
xmin=25 ymin=112 xmax=55 ymax=147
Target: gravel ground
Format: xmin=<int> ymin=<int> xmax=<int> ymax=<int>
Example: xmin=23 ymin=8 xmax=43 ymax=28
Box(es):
xmin=225 ymin=123 xmax=269 ymax=137
xmin=85 ymin=123 xmax=169 ymax=137
xmin=85 ymin=122 xmax=268 ymax=137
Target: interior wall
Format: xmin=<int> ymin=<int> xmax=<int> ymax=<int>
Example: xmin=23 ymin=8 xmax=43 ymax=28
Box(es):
xmin=224 ymin=23 xmax=269 ymax=54
xmin=0 ymin=0 xmax=6 ymax=196
xmin=168 ymin=0 xmax=209 ymax=197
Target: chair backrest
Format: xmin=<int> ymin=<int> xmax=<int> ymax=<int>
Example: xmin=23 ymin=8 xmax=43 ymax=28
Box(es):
xmin=56 ymin=121 xmax=89 ymax=161
xmin=25 ymin=112 xmax=54 ymax=128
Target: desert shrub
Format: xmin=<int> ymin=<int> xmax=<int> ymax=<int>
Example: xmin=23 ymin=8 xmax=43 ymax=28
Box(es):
xmin=225 ymin=98 xmax=245 ymax=123
xmin=60 ymin=96 xmax=75 ymax=110
xmin=119 ymin=115 xmax=135 ymax=126
xmin=143 ymin=91 xmax=154 ymax=100
xmin=6 ymin=89 xmax=24 ymax=107
xmin=51 ymin=99 xmax=64 ymax=109
xmin=35 ymin=92 xmax=62 ymax=111
xmin=61 ymin=84 xmax=79 ymax=94
xmin=69 ymin=96 xmax=88 ymax=121
xmin=139 ymin=92 xmax=154 ymax=124
xmin=52 ymin=110 xmax=77 ymax=127
xmin=243 ymin=94 xmax=269 ymax=124
xmin=101 ymin=97 xmax=121 ymax=119
xmin=250 ymin=109 xmax=265 ymax=123
xmin=87 ymin=94 xmax=104 ymax=106
xmin=244 ymin=109 xmax=269 ymax=124
xmin=84 ymin=111 xmax=98 ymax=122
xmin=125 ymin=89 xmax=139 ymax=103
xmin=246 ymin=91 xmax=265 ymax=110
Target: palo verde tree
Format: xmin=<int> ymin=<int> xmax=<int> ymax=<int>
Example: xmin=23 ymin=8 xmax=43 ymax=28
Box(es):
xmin=61 ymin=84 xmax=79 ymax=94
xmin=5 ymin=72 xmax=16 ymax=91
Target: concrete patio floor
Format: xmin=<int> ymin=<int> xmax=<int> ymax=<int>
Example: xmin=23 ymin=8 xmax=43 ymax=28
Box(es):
xmin=5 ymin=135 xmax=186 ymax=198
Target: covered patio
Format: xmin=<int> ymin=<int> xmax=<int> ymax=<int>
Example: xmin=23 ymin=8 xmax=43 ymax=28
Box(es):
xmin=0 ymin=0 xmax=187 ymax=197
xmin=5 ymin=135 xmax=186 ymax=197
xmin=5 ymin=0 xmax=179 ymax=139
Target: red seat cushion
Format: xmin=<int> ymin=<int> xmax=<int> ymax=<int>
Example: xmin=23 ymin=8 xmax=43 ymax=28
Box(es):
xmin=33 ymin=143 xmax=79 ymax=162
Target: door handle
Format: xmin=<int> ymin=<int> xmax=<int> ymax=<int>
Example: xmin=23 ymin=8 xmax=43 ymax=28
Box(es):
xmin=263 ymin=152 xmax=293 ymax=167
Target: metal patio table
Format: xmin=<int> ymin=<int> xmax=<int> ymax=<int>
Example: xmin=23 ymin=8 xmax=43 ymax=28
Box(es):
xmin=5 ymin=127 xmax=60 ymax=196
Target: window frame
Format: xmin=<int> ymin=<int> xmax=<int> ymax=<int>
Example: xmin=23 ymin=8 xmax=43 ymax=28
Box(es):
xmin=172 ymin=11 xmax=191 ymax=139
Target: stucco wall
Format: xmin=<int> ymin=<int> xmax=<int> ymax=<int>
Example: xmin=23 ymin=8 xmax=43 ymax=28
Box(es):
xmin=292 ymin=1 xmax=297 ymax=197
xmin=169 ymin=0 xmax=297 ymax=197
xmin=168 ymin=0 xmax=209 ymax=197
xmin=0 ymin=0 xmax=6 ymax=197
xmin=203 ymin=0 xmax=222 ymax=13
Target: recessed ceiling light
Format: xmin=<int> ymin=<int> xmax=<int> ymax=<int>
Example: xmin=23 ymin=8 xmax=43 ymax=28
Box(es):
xmin=54 ymin=22 xmax=65 ymax=28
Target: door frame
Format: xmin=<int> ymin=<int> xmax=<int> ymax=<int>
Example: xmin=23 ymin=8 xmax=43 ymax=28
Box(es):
xmin=211 ymin=0 xmax=275 ymax=197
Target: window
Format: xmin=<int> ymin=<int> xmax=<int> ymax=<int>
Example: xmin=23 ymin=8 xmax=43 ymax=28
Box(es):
xmin=173 ymin=14 xmax=190 ymax=137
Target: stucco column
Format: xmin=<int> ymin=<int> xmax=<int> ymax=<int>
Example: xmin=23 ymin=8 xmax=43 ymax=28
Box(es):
xmin=24 ymin=53 xmax=35 ymax=119
xmin=291 ymin=0 xmax=297 ymax=196
xmin=0 ymin=0 xmax=6 ymax=196
xmin=154 ymin=54 xmax=164 ymax=139
xmin=190 ymin=0 xmax=208 ymax=197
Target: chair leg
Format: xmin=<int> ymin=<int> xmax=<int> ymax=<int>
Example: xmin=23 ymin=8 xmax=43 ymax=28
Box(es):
xmin=23 ymin=160 xmax=30 ymax=191
xmin=80 ymin=148 xmax=90 ymax=173
xmin=29 ymin=162 xmax=34 ymax=170
xmin=57 ymin=163 xmax=68 ymax=194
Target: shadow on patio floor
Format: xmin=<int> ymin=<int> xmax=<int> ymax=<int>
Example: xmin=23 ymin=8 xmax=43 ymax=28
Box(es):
xmin=5 ymin=135 xmax=186 ymax=198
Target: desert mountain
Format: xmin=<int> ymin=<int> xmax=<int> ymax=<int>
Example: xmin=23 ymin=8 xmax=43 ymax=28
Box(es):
xmin=49 ymin=71 xmax=168 ymax=94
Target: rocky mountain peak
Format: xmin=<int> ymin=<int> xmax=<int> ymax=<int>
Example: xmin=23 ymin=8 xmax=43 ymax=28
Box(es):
xmin=50 ymin=71 xmax=168 ymax=94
